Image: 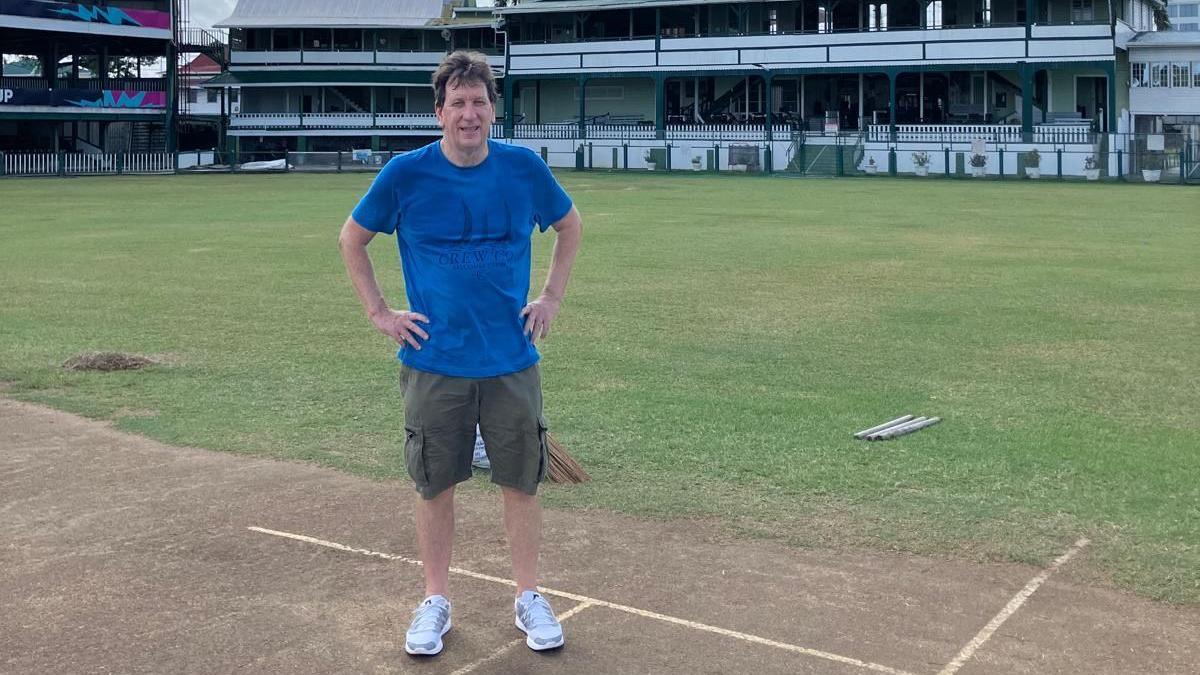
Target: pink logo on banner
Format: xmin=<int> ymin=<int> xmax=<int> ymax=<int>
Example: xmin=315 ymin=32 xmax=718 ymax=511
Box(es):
xmin=102 ymin=90 xmax=167 ymax=108
xmin=124 ymin=9 xmax=171 ymax=30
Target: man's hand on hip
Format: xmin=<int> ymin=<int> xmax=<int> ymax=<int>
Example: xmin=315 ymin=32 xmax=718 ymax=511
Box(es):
xmin=521 ymin=295 xmax=561 ymax=343
xmin=371 ymin=309 xmax=430 ymax=349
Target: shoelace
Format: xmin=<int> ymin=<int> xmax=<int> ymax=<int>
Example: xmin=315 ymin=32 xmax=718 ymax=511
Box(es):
xmin=520 ymin=595 xmax=558 ymax=630
xmin=410 ymin=602 xmax=447 ymax=633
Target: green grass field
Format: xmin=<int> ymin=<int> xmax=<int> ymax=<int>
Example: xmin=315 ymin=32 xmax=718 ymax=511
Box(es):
xmin=1 ymin=172 xmax=1196 ymax=603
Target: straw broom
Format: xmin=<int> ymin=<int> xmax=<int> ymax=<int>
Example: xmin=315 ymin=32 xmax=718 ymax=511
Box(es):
xmin=546 ymin=432 xmax=589 ymax=484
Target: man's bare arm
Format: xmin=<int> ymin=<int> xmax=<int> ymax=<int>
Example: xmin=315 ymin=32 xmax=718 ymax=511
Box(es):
xmin=338 ymin=217 xmax=429 ymax=349
xmin=521 ymin=206 xmax=582 ymax=342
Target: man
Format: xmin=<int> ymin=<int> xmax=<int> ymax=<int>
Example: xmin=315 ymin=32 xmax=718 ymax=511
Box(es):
xmin=337 ymin=51 xmax=582 ymax=657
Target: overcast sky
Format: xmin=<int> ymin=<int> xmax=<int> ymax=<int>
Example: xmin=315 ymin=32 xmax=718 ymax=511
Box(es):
xmin=189 ymin=0 xmax=237 ymax=28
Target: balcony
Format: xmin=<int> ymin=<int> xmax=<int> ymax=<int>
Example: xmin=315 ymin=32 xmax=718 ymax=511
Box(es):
xmin=0 ymin=1 xmax=171 ymax=40
xmin=506 ymin=23 xmax=1113 ymax=75
xmin=229 ymin=112 xmax=441 ymax=134
xmin=231 ymin=50 xmax=453 ymax=68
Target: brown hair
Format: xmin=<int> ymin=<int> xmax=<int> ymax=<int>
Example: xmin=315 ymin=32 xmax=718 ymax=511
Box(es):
xmin=431 ymin=50 xmax=497 ymax=108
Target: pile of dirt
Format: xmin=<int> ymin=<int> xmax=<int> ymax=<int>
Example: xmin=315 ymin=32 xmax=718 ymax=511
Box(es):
xmin=63 ymin=352 xmax=156 ymax=372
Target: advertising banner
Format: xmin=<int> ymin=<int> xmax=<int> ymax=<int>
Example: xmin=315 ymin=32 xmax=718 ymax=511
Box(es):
xmin=0 ymin=0 xmax=171 ymax=30
xmin=0 ymin=87 xmax=166 ymax=108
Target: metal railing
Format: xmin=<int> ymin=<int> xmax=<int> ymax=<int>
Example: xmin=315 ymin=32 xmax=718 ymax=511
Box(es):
xmin=0 ymin=77 xmax=167 ymax=92
xmin=1 ymin=76 xmax=50 ymax=90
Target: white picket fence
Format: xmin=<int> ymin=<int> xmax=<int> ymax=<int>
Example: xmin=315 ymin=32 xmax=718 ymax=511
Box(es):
xmin=3 ymin=152 xmax=176 ymax=177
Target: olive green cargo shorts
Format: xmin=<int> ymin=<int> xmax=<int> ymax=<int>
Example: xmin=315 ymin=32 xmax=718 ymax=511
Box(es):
xmin=400 ymin=364 xmax=548 ymax=499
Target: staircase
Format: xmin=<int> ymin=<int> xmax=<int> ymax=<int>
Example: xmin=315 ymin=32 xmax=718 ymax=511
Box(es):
xmin=127 ymin=122 xmax=166 ymax=153
xmin=329 ymin=88 xmax=368 ymax=114
xmin=177 ymin=27 xmax=230 ymax=68
xmin=105 ymin=122 xmax=132 ymax=153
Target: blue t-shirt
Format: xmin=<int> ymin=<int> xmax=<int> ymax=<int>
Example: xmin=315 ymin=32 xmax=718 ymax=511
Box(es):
xmin=351 ymin=140 xmax=573 ymax=378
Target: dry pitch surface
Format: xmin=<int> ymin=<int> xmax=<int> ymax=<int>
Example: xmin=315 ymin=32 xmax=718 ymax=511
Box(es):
xmin=2 ymin=398 xmax=1198 ymax=674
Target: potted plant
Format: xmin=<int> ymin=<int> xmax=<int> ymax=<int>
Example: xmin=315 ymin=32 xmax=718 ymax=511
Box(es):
xmin=691 ymin=154 xmax=703 ymax=171
xmin=643 ymin=149 xmax=656 ymax=171
xmin=969 ymin=152 xmax=987 ymax=177
xmin=1142 ymin=153 xmax=1162 ymax=183
xmin=911 ymin=151 xmax=930 ymax=177
xmin=864 ymin=156 xmax=878 ymax=175
xmin=1025 ymin=148 xmax=1041 ymax=179
xmin=1083 ymin=155 xmax=1100 ymax=181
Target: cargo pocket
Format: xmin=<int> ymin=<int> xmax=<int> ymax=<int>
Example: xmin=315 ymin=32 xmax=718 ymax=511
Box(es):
xmin=404 ymin=426 xmax=429 ymax=488
xmin=535 ymin=416 xmax=549 ymax=484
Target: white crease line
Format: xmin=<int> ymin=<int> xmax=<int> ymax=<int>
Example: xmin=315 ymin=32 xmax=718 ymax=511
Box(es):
xmin=448 ymin=601 xmax=596 ymax=675
xmin=938 ymin=538 xmax=1090 ymax=675
xmin=248 ymin=526 xmax=915 ymax=675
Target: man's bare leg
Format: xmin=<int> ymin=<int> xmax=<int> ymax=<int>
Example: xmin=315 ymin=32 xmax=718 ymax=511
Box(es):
xmin=501 ymin=486 xmax=541 ymax=594
xmin=416 ymin=486 xmax=455 ymax=597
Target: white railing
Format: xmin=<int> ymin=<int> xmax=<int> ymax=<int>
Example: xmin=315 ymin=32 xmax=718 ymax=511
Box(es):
xmin=63 ymin=153 xmax=119 ymax=174
xmin=230 ymin=113 xmax=302 ymax=128
xmin=502 ymin=123 xmax=797 ymax=141
xmin=512 ymin=124 xmax=581 ymax=139
xmin=375 ymin=113 xmax=440 ymax=128
xmin=298 ymin=113 xmax=374 ymax=128
xmin=230 ymin=112 xmax=441 ymax=130
xmin=3 ymin=152 xmax=175 ymax=177
xmin=4 ymin=153 xmax=58 ymax=176
xmin=588 ymin=124 xmax=656 ymax=140
xmin=868 ymin=123 xmax=1092 ymax=144
xmin=666 ymin=124 xmax=793 ymax=140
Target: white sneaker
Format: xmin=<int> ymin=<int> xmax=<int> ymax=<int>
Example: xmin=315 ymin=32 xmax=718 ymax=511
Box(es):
xmin=472 ymin=426 xmax=490 ymax=470
xmin=514 ymin=590 xmax=564 ymax=651
xmin=405 ymin=595 xmax=451 ymax=655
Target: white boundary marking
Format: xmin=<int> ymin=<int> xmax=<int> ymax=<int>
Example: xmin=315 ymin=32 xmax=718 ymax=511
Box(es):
xmin=937 ymin=538 xmax=1090 ymax=675
xmin=448 ymin=601 xmax=596 ymax=675
xmin=248 ymin=526 xmax=916 ymax=675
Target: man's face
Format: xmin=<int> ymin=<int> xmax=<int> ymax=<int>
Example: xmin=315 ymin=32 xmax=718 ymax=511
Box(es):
xmin=436 ymin=79 xmax=495 ymax=154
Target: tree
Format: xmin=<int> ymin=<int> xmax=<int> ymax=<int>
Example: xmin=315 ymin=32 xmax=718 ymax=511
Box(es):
xmin=1153 ymin=1 xmax=1170 ymax=31
xmin=2 ymin=55 xmax=42 ymax=76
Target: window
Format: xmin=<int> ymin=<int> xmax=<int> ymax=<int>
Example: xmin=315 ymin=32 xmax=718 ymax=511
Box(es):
xmin=207 ymin=89 xmax=219 ymax=103
xmin=1150 ymin=63 xmax=1169 ymax=87
xmin=303 ymin=29 xmax=332 ymax=51
xmin=975 ymin=0 xmax=991 ymax=25
xmin=869 ymin=3 xmax=888 ymax=30
xmin=186 ymin=89 xmax=198 ymax=103
xmin=1172 ymin=62 xmax=1190 ymax=87
xmin=333 ymin=29 xmax=363 ymax=51
xmin=819 ymin=6 xmax=832 ymax=32
xmin=926 ymin=1 xmax=943 ymax=28
xmin=1194 ymin=62 xmax=1200 ymax=87
xmin=1177 ymin=4 xmax=1199 ymax=17
xmin=768 ymin=8 xmax=778 ymax=34
xmin=245 ymin=28 xmax=270 ymax=50
xmin=1071 ymin=0 xmax=1094 ymax=22
xmin=1178 ymin=22 xmax=1200 ymax=31
xmin=1131 ymin=62 xmax=1147 ymax=87
xmin=272 ymin=29 xmax=298 ymax=51
xmin=230 ymin=89 xmax=240 ymax=103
